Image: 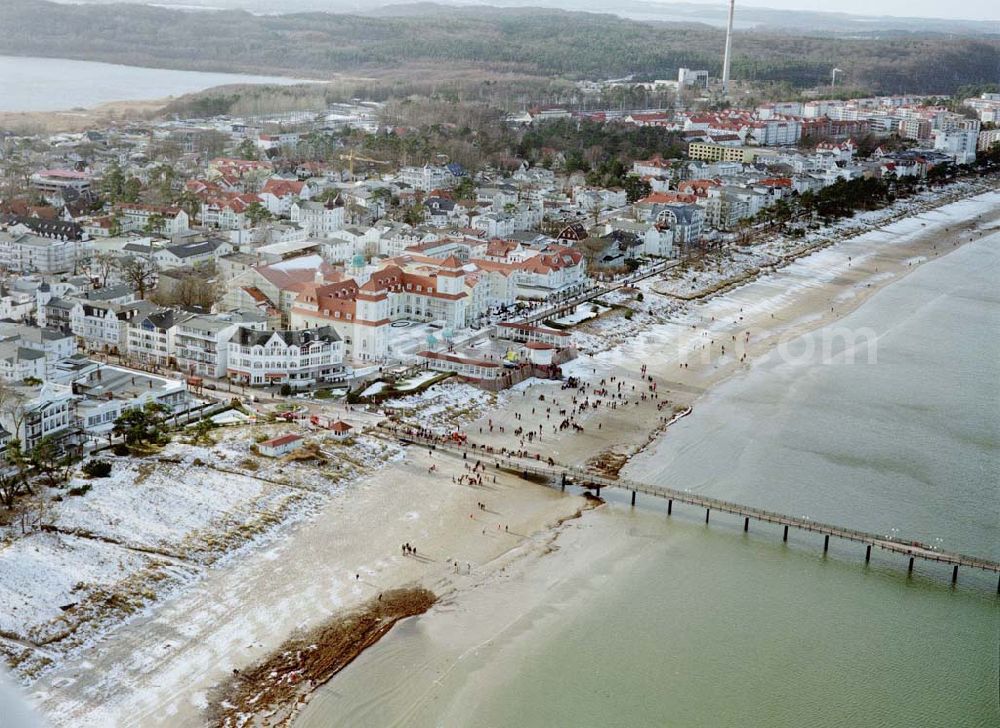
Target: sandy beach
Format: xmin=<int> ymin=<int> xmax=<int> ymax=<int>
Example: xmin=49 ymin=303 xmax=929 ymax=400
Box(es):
xmin=22 ymin=185 xmax=1000 ymax=726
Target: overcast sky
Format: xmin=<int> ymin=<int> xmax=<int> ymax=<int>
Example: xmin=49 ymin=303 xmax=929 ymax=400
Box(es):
xmin=655 ymin=0 xmax=997 ymax=21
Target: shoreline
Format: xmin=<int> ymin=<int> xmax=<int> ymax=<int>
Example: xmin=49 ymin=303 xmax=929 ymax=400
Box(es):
xmin=209 ymin=587 xmax=437 ymax=728
xmin=264 ymin=184 xmax=1000 ymax=725
xmin=23 ymin=185 xmax=1000 ymax=726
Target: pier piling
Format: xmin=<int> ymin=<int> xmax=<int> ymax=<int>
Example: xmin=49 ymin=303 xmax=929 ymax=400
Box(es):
xmin=394 ymin=434 xmax=1000 ymax=592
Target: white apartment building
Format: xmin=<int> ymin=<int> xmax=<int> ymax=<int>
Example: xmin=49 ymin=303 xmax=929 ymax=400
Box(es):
xmin=0 ymin=382 xmax=76 ymax=451
xmin=978 ymin=129 xmax=1000 ymax=152
xmin=70 ymin=300 xmax=159 ymax=353
xmin=0 ymin=230 xmax=88 ymax=274
xmin=115 ymin=204 xmax=190 ymax=236
xmin=126 ymin=309 xmax=190 ymax=367
xmin=290 ymin=200 xmax=345 ymax=237
xmin=226 ymin=327 xmax=345 ymax=388
xmin=0 ymin=290 xmax=36 ymax=321
xmin=932 ymin=130 xmax=978 ymax=165
xmin=259 ymin=179 xmax=314 ymax=217
xmin=398 ymin=165 xmax=454 ymax=192
xmin=746 ymin=119 xmax=802 ymax=146
xmin=0 ymin=343 xmax=47 ymax=383
xmin=174 ymin=311 xmax=269 ymax=378
xmin=0 ymin=323 xmax=76 ymax=380
xmin=72 ymin=365 xmax=190 ymax=439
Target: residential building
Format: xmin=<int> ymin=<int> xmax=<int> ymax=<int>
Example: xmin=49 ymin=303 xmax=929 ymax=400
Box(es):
xmin=0 ymin=342 xmax=47 ymax=383
xmin=115 ymin=204 xmax=190 ymax=236
xmin=153 ymin=238 xmax=233 ymax=269
xmin=126 ymin=309 xmax=191 ymax=367
xmin=0 ymin=323 xmax=76 ymax=380
xmin=259 ymin=433 xmax=304 ymax=457
xmin=899 ymin=118 xmax=932 ymax=141
xmin=174 ymin=310 xmax=268 ymax=378
xmin=30 ymin=169 xmax=92 ymax=204
xmin=226 ymin=327 xmax=345 ymax=388
xmin=0 ymin=382 xmax=76 ymax=450
xmin=688 ymin=143 xmax=761 ymax=164
xmin=399 ymin=165 xmax=455 ymax=192
xmin=653 ymin=204 xmax=704 ymax=246
xmin=70 ymin=299 xmax=160 ymax=353
xmin=259 ymin=178 xmax=313 ymax=216
xmin=932 ymin=130 xmax=978 ymax=165
xmin=290 ymin=200 xmax=345 ymax=237
xmin=978 ymin=129 xmax=1000 ymax=152
xmin=72 ymin=365 xmax=191 ymax=440
xmin=0 ymin=229 xmax=88 ymax=274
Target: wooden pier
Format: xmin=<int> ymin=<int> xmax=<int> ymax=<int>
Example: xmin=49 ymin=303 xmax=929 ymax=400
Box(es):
xmin=397 ymin=433 xmax=1000 ymax=591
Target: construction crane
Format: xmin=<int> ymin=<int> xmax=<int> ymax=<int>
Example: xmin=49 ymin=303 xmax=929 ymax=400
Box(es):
xmin=338 ymin=151 xmax=390 ymax=177
xmin=831 ymin=68 xmax=843 ymax=88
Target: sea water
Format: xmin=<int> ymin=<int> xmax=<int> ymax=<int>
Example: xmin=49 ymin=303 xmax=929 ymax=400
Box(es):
xmin=296 ymin=235 xmax=1000 ymax=727
xmin=0 ymin=55 xmax=305 ymax=112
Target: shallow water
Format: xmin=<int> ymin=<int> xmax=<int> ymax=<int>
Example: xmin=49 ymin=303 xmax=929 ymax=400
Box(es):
xmin=0 ymin=55 xmax=306 ymax=112
xmin=296 ymin=234 xmax=1000 ymax=727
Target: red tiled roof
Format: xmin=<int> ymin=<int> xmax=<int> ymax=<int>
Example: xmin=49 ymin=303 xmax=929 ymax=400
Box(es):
xmin=262 ymin=433 xmax=303 ymax=448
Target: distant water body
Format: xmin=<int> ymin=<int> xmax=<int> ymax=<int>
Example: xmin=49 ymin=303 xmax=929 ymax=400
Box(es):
xmin=296 ymin=233 xmax=1000 ymax=727
xmin=0 ymin=55 xmax=308 ymax=112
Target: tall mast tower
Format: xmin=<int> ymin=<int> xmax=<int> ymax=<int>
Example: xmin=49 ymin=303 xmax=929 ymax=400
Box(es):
xmin=722 ymin=0 xmax=735 ymax=95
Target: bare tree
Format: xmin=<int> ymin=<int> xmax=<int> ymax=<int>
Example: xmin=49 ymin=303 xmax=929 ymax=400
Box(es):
xmin=155 ymin=272 xmax=222 ymax=310
xmin=0 ymin=383 xmax=28 ymax=445
xmin=118 ymin=256 xmax=158 ymax=300
xmin=19 ymin=488 xmax=54 ymax=536
xmin=91 ymin=252 xmax=119 ymax=288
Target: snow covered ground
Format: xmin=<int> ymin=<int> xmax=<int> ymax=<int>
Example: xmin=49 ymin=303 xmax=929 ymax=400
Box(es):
xmin=54 ymin=457 xmax=310 ymax=563
xmin=550 ymin=303 xmax=611 ymax=326
xmin=360 ymin=380 xmax=389 ymax=397
xmin=383 ymin=382 xmax=497 ymax=434
xmin=394 ymin=370 xmax=440 ymax=392
xmin=0 ymin=425 xmax=401 ymax=680
xmin=0 ymin=532 xmax=190 ymax=646
xmin=572 ymin=183 xmax=998 ymax=356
